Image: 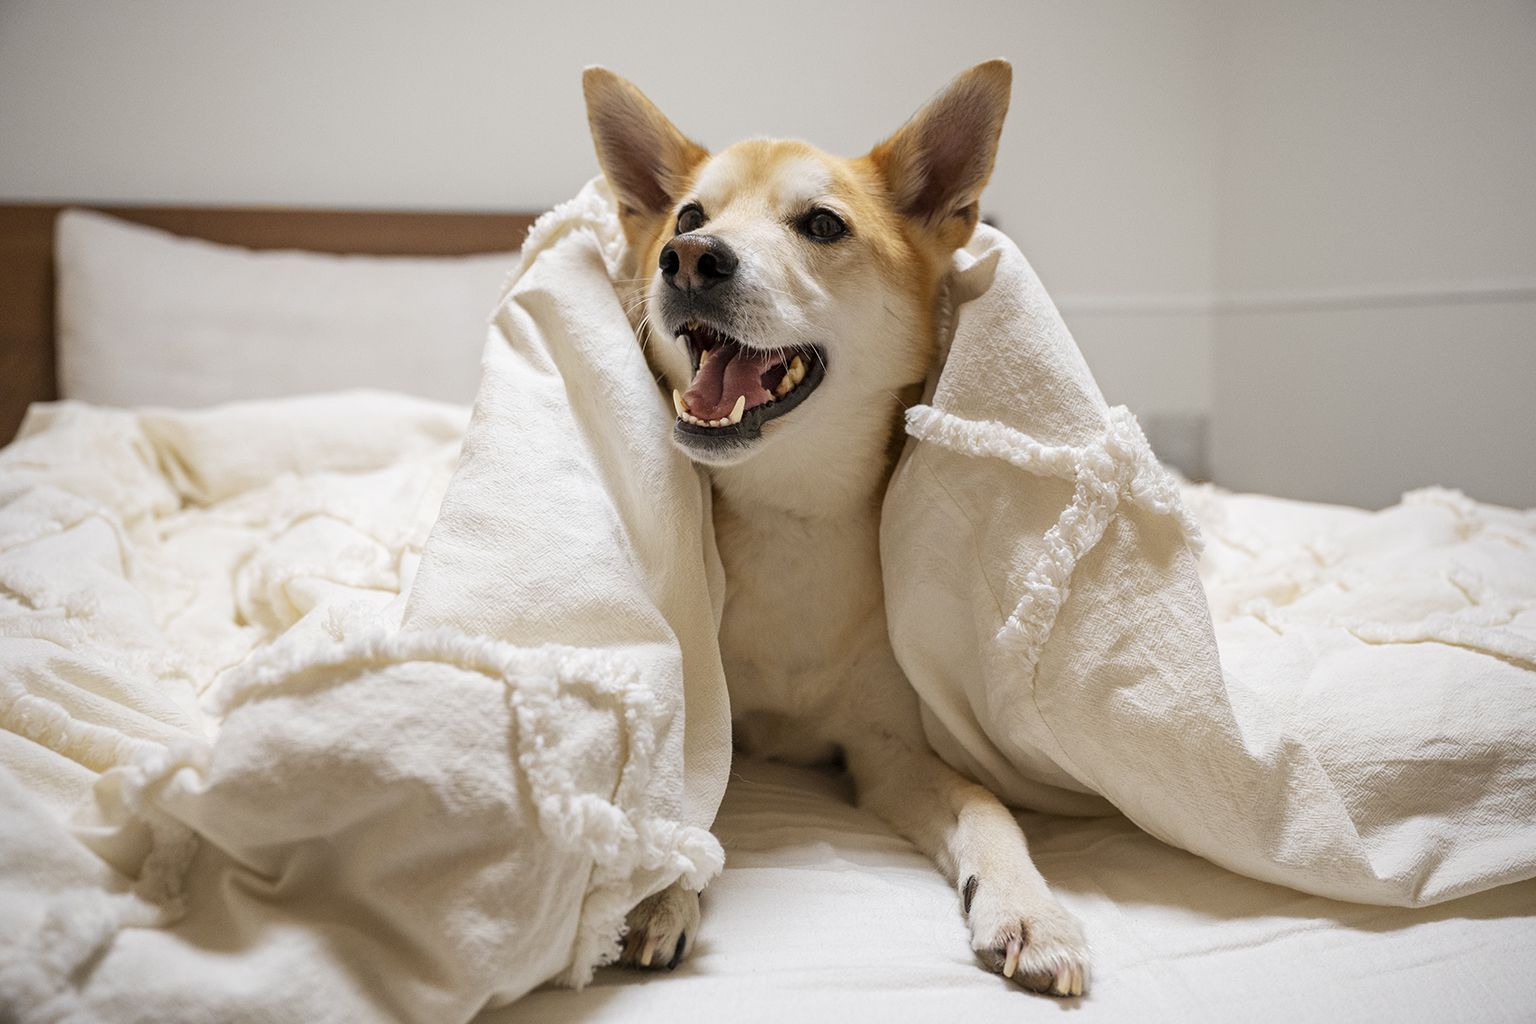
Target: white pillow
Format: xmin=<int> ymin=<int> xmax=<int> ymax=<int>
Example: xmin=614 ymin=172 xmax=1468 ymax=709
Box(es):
xmin=55 ymin=208 xmax=517 ymax=407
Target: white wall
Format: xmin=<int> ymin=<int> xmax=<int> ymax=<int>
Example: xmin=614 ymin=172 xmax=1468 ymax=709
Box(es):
xmin=3 ymin=2 xmax=1532 ymax=505
xmin=0 ymin=0 xmax=1219 ymax=423
xmin=1208 ymin=2 xmax=1536 ymax=508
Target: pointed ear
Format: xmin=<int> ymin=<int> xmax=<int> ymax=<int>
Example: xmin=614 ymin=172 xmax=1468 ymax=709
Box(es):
xmin=583 ymin=67 xmax=709 ymax=223
xmin=867 ymin=60 xmax=1011 ymax=237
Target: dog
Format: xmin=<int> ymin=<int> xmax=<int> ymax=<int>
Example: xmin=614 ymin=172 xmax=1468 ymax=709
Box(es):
xmin=583 ymin=59 xmax=1089 ymax=997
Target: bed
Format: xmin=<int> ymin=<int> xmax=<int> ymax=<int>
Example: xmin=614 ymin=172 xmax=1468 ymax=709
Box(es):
xmin=2 ymin=202 xmax=1533 ymax=1024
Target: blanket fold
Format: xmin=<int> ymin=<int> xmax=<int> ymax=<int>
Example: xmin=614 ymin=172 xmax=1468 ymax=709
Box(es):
xmin=2 ymin=182 xmax=1534 ymax=1024
xmin=0 ymin=180 xmax=731 ymax=1024
xmin=882 ymin=223 xmax=1536 ymax=907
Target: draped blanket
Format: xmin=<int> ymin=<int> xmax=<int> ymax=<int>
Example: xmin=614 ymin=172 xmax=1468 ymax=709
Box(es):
xmin=0 ymin=183 xmax=730 ymax=1023
xmin=2 ymin=182 xmax=1532 ymax=1022
xmin=884 ymin=222 xmax=1536 ymax=907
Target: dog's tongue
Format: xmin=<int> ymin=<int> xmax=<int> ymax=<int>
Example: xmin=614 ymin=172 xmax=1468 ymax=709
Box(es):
xmin=682 ymin=344 xmax=778 ymax=420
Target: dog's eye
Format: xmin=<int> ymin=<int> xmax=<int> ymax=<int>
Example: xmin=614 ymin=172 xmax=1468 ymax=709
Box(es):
xmin=803 ymin=209 xmax=848 ymax=242
xmin=676 ymin=205 xmax=705 ymax=234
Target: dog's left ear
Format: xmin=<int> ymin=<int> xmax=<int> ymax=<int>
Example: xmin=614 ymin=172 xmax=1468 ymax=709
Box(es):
xmin=583 ymin=67 xmax=709 ymax=233
xmin=867 ymin=59 xmax=1011 ymax=244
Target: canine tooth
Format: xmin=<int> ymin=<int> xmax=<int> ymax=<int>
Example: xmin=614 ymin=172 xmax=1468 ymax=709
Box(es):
xmin=729 ymin=395 xmax=746 ymax=424
xmin=673 ymin=389 xmax=686 ymax=418
xmin=676 ymin=333 xmax=688 ymax=346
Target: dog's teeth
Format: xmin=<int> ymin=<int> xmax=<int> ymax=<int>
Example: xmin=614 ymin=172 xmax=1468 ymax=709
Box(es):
xmin=789 ymin=356 xmax=806 ymax=383
xmin=728 ymin=395 xmax=746 ymax=424
xmin=699 ymin=348 xmax=711 ymax=365
xmin=676 ymin=333 xmax=688 ymax=346
xmin=673 ymin=389 xmax=686 ymax=418
xmin=775 ymin=375 xmax=794 ymax=397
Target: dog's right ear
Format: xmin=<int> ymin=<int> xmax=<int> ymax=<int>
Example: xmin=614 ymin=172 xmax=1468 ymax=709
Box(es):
xmin=583 ymin=68 xmax=708 ymax=230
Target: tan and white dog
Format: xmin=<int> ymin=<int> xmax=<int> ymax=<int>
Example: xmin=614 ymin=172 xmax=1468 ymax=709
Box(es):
xmin=584 ymin=60 xmax=1089 ymax=997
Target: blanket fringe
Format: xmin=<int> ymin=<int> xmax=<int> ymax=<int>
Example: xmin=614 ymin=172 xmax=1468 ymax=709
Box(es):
xmin=2 ymin=621 xmax=721 ymax=1017
xmin=905 ymin=404 xmax=1203 ymax=680
xmin=208 ymin=623 xmax=724 ymax=985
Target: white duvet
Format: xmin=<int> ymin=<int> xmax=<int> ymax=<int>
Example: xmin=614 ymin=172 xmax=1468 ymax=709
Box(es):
xmin=4 ymin=398 xmax=1535 ymax=1019
xmin=883 ymin=221 xmax=1536 ymax=909
xmin=2 ymin=184 xmax=1533 ymax=1021
xmin=1 ymin=186 xmax=731 ymax=1023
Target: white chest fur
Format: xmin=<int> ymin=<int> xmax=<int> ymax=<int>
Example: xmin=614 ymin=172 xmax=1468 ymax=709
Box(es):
xmin=712 ymin=491 xmax=924 ymax=763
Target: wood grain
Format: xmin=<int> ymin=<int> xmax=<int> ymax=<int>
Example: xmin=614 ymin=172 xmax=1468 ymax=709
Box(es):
xmin=0 ymin=203 xmax=542 ymax=444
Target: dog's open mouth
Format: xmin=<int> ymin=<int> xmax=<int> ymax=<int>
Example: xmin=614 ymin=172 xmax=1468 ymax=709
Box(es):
xmin=671 ymin=321 xmax=826 ymax=440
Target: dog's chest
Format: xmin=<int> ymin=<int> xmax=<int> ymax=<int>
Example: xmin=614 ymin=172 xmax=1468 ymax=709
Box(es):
xmin=713 ymin=503 xmax=886 ymax=725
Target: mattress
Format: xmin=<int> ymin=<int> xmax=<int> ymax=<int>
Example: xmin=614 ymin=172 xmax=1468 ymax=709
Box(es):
xmin=492 ymin=757 xmax=1536 ymax=1023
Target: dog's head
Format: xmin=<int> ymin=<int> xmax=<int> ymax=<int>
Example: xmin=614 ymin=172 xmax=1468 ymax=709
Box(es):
xmin=584 ymin=61 xmax=1010 ymax=472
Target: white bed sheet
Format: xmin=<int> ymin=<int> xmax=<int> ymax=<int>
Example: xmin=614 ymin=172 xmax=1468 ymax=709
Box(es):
xmin=490 ymin=757 xmax=1536 ymax=1024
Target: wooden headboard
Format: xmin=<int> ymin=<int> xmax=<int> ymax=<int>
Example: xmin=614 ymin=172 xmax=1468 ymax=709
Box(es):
xmin=0 ymin=203 xmax=543 ymax=444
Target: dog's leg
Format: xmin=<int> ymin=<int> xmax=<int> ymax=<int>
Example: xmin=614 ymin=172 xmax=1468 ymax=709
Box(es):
xmin=615 ymin=881 xmax=700 ymax=971
xmin=843 ymin=732 xmax=1088 ymax=996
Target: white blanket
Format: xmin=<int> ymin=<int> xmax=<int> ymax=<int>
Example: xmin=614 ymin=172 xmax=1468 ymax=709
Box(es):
xmin=884 ymin=224 xmax=1536 ymax=907
xmin=2 ymin=184 xmax=1533 ymax=1021
xmin=0 ymin=185 xmax=731 ymax=1022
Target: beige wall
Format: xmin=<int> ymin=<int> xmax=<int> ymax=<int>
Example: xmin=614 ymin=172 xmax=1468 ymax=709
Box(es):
xmin=1209 ymin=2 xmax=1536 ymax=508
xmin=2 ymin=2 xmax=1531 ymax=505
xmin=0 ymin=0 xmax=1220 ymax=422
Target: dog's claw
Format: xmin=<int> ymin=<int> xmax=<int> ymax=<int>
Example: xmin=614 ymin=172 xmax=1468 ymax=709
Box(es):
xmin=617 ymin=883 xmax=700 ymax=972
xmin=667 ymin=933 xmax=687 ymax=970
xmin=1052 ymin=962 xmax=1085 ymax=997
xmin=1002 ymin=938 xmax=1022 ymax=978
xmin=967 ymin=877 xmax=1089 ymax=996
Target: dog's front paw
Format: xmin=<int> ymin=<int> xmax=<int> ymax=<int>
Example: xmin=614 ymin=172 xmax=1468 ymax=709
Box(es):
xmin=963 ymin=874 xmax=1089 ymax=997
xmin=616 ymin=882 xmax=700 ymax=971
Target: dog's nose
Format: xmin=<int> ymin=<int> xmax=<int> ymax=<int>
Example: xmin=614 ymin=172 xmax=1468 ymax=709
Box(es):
xmin=659 ymin=235 xmax=738 ymax=293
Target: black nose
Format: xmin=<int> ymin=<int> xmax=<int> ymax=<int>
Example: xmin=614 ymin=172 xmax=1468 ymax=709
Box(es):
xmin=660 ymin=235 xmax=738 ymax=293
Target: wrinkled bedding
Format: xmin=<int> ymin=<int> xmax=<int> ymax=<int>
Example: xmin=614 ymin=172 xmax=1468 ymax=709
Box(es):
xmin=0 ymin=181 xmax=731 ymax=1024
xmin=492 ymin=757 xmax=1536 ymax=1024
xmin=1 ymin=184 xmax=1533 ymax=1021
xmin=883 ymin=221 xmax=1536 ymax=909
xmin=3 ymin=388 xmax=1534 ymax=1019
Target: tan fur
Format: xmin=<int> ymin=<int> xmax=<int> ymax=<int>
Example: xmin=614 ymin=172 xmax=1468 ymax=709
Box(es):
xmin=584 ymin=61 xmax=1089 ymax=997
